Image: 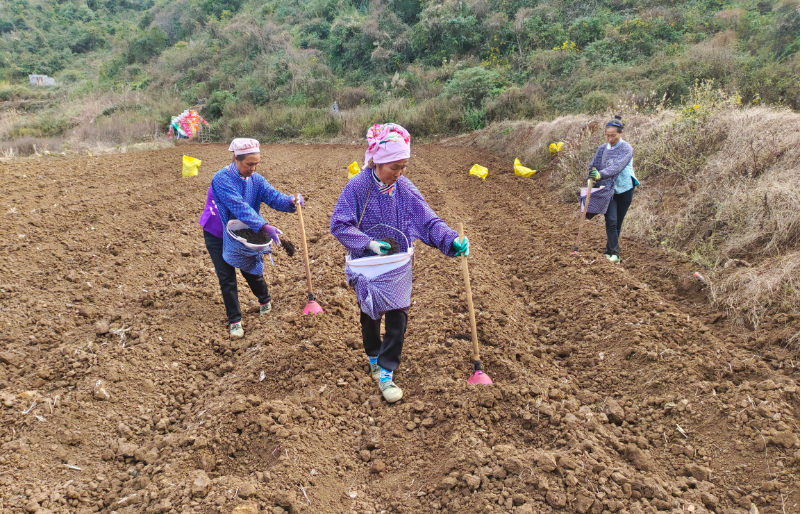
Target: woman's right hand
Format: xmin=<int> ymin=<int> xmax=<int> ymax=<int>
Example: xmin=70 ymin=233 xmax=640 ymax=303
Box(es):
xmin=589 ymin=169 xmax=601 ymax=181
xmin=368 ymin=240 xmax=391 ymax=255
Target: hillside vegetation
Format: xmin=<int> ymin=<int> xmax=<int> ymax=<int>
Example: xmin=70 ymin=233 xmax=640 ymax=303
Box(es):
xmin=0 ymin=0 xmax=798 ymax=146
xmin=444 ymin=83 xmax=799 ymax=341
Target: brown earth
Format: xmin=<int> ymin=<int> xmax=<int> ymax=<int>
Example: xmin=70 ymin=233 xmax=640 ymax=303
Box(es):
xmin=0 ymin=143 xmax=798 ymax=514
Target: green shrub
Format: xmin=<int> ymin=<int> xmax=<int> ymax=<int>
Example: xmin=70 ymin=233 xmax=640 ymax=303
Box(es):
xmin=443 ymin=66 xmax=503 ymax=108
xmin=582 ymin=91 xmax=612 ymax=114
xmin=413 ymin=5 xmax=480 ymax=62
xmin=462 ymin=108 xmax=487 ymax=131
xmin=198 ymin=0 xmax=244 ymax=18
xmin=204 ymin=90 xmax=235 ymax=121
xmin=127 ymin=26 xmax=168 ymax=64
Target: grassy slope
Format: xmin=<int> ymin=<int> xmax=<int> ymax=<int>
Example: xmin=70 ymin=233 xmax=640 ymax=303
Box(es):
xmin=443 ymin=91 xmax=799 ymax=339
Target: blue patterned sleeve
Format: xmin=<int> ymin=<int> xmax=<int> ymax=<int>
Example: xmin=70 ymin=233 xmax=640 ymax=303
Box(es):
xmin=405 ymin=182 xmax=459 ymax=256
xmin=211 ymin=173 xmax=267 ymax=232
xmin=588 ymin=146 xmax=604 ymax=174
xmin=330 ymin=181 xmax=372 ymax=254
xmin=258 ymin=177 xmax=297 ymax=213
xmin=599 ymin=143 xmax=633 ymax=180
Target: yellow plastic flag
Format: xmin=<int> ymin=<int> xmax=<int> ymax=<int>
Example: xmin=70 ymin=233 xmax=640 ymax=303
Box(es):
xmin=182 ymin=155 xmax=201 ymax=178
xmin=469 ymin=164 xmax=488 ymax=180
xmin=347 ymin=161 xmax=361 ymax=180
xmin=514 ymin=158 xmax=536 ymax=177
xmin=549 ymin=142 xmax=564 ymax=155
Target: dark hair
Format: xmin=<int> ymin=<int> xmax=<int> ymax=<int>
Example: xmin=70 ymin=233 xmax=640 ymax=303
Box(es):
xmin=235 ymin=152 xmax=259 ymax=161
xmin=606 ymin=115 xmax=624 ymax=133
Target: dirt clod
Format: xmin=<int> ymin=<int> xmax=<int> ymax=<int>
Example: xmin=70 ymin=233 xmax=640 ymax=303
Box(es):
xmin=191 ymin=470 xmax=211 ymax=498
xmin=280 ymin=238 xmax=296 ymax=257
xmin=604 ymin=397 xmax=626 ymax=425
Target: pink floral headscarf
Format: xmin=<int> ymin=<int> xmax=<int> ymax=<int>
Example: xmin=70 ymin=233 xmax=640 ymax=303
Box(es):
xmin=364 ymin=123 xmax=411 ymax=169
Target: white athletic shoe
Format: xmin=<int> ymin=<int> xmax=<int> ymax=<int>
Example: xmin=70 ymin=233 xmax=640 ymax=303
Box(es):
xmin=260 ymin=302 xmax=272 ymax=315
xmin=370 ymin=362 xmax=381 ymax=381
xmin=230 ymin=322 xmax=244 ymax=339
xmin=379 ymin=380 xmax=403 ymax=403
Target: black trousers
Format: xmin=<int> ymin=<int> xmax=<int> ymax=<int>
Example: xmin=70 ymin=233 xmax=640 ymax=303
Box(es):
xmin=360 ymin=309 xmax=408 ymax=372
xmin=587 ymin=188 xmax=634 ymax=257
xmin=204 ymin=231 xmax=271 ymax=324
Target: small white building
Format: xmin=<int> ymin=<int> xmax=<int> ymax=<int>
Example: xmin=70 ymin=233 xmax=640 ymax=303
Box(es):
xmin=29 ymin=75 xmax=56 ymax=86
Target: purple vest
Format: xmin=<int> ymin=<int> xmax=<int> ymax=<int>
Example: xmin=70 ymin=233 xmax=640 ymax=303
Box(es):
xmin=198 ymin=186 xmax=224 ymax=238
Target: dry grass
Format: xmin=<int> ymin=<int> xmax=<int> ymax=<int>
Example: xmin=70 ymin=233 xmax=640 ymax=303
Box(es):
xmin=445 ymin=106 xmax=800 ymax=336
xmin=709 ymin=252 xmax=799 ymax=332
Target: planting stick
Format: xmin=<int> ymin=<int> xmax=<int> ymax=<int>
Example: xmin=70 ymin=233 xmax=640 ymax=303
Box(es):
xmin=297 ymin=199 xmax=323 ymax=315
xmin=457 ymin=223 xmax=492 ymax=385
xmin=572 ymin=178 xmax=594 ymax=254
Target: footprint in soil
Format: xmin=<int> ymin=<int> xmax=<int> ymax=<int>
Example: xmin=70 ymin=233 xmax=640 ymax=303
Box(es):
xmin=233 ymin=228 xmax=295 ymax=257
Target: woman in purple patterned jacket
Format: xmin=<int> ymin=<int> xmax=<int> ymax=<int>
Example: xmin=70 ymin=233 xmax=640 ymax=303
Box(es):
xmin=330 ymin=123 xmax=469 ymax=403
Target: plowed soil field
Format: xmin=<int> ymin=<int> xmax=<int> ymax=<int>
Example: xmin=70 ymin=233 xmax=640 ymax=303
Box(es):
xmin=0 ymin=144 xmax=798 ymax=514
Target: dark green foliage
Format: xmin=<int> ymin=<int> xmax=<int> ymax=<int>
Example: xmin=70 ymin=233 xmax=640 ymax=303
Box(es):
xmin=198 ymin=0 xmax=244 ymax=18
xmin=771 ymin=1 xmax=800 ymax=60
xmin=127 ymin=26 xmax=167 ymax=64
xmin=388 ymin=0 xmax=422 ymax=25
xmin=413 ymin=10 xmax=480 ymax=61
xmin=204 ymin=90 xmax=236 ymax=121
xmin=444 ymin=67 xmax=502 ymax=107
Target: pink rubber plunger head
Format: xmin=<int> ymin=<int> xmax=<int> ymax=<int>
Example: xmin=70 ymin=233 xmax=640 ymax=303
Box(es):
xmin=303 ymin=292 xmax=324 ymax=315
xmin=468 ymin=370 xmax=493 ymax=385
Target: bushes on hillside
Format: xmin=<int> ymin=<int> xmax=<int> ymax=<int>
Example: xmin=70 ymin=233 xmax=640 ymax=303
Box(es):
xmin=128 ymin=26 xmax=168 ymax=64
xmin=443 ymin=66 xmax=503 ymax=107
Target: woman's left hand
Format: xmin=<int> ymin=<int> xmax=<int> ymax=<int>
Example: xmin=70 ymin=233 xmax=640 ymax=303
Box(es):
xmin=452 ymin=236 xmax=469 ymax=256
xmin=260 ymin=224 xmax=283 ymax=245
xmin=293 ymin=194 xmax=305 ymax=206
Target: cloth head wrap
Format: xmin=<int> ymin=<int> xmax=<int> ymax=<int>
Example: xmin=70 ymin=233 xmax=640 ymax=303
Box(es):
xmin=606 ymin=119 xmax=624 ymax=130
xmin=364 ymin=123 xmax=411 ymax=169
xmin=228 ymin=138 xmax=260 ymax=156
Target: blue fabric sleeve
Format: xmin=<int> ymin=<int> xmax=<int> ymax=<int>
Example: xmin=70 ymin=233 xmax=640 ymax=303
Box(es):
xmin=588 ymin=146 xmax=604 ymax=174
xmin=257 ymin=177 xmax=297 ymax=213
xmin=211 ymin=173 xmax=267 ymax=232
xmin=405 ymin=182 xmax=459 ymax=256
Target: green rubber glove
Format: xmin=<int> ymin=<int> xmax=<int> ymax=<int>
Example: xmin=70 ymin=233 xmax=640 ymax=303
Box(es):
xmin=452 ymin=236 xmax=469 ymax=256
xmin=589 ymin=169 xmax=601 ymax=181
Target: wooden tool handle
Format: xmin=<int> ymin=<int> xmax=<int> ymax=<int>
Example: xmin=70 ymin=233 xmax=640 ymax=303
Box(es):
xmin=573 ymin=178 xmax=594 ymax=252
xmin=296 ymin=198 xmax=314 ymax=294
xmin=457 ymin=223 xmax=480 ymax=362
